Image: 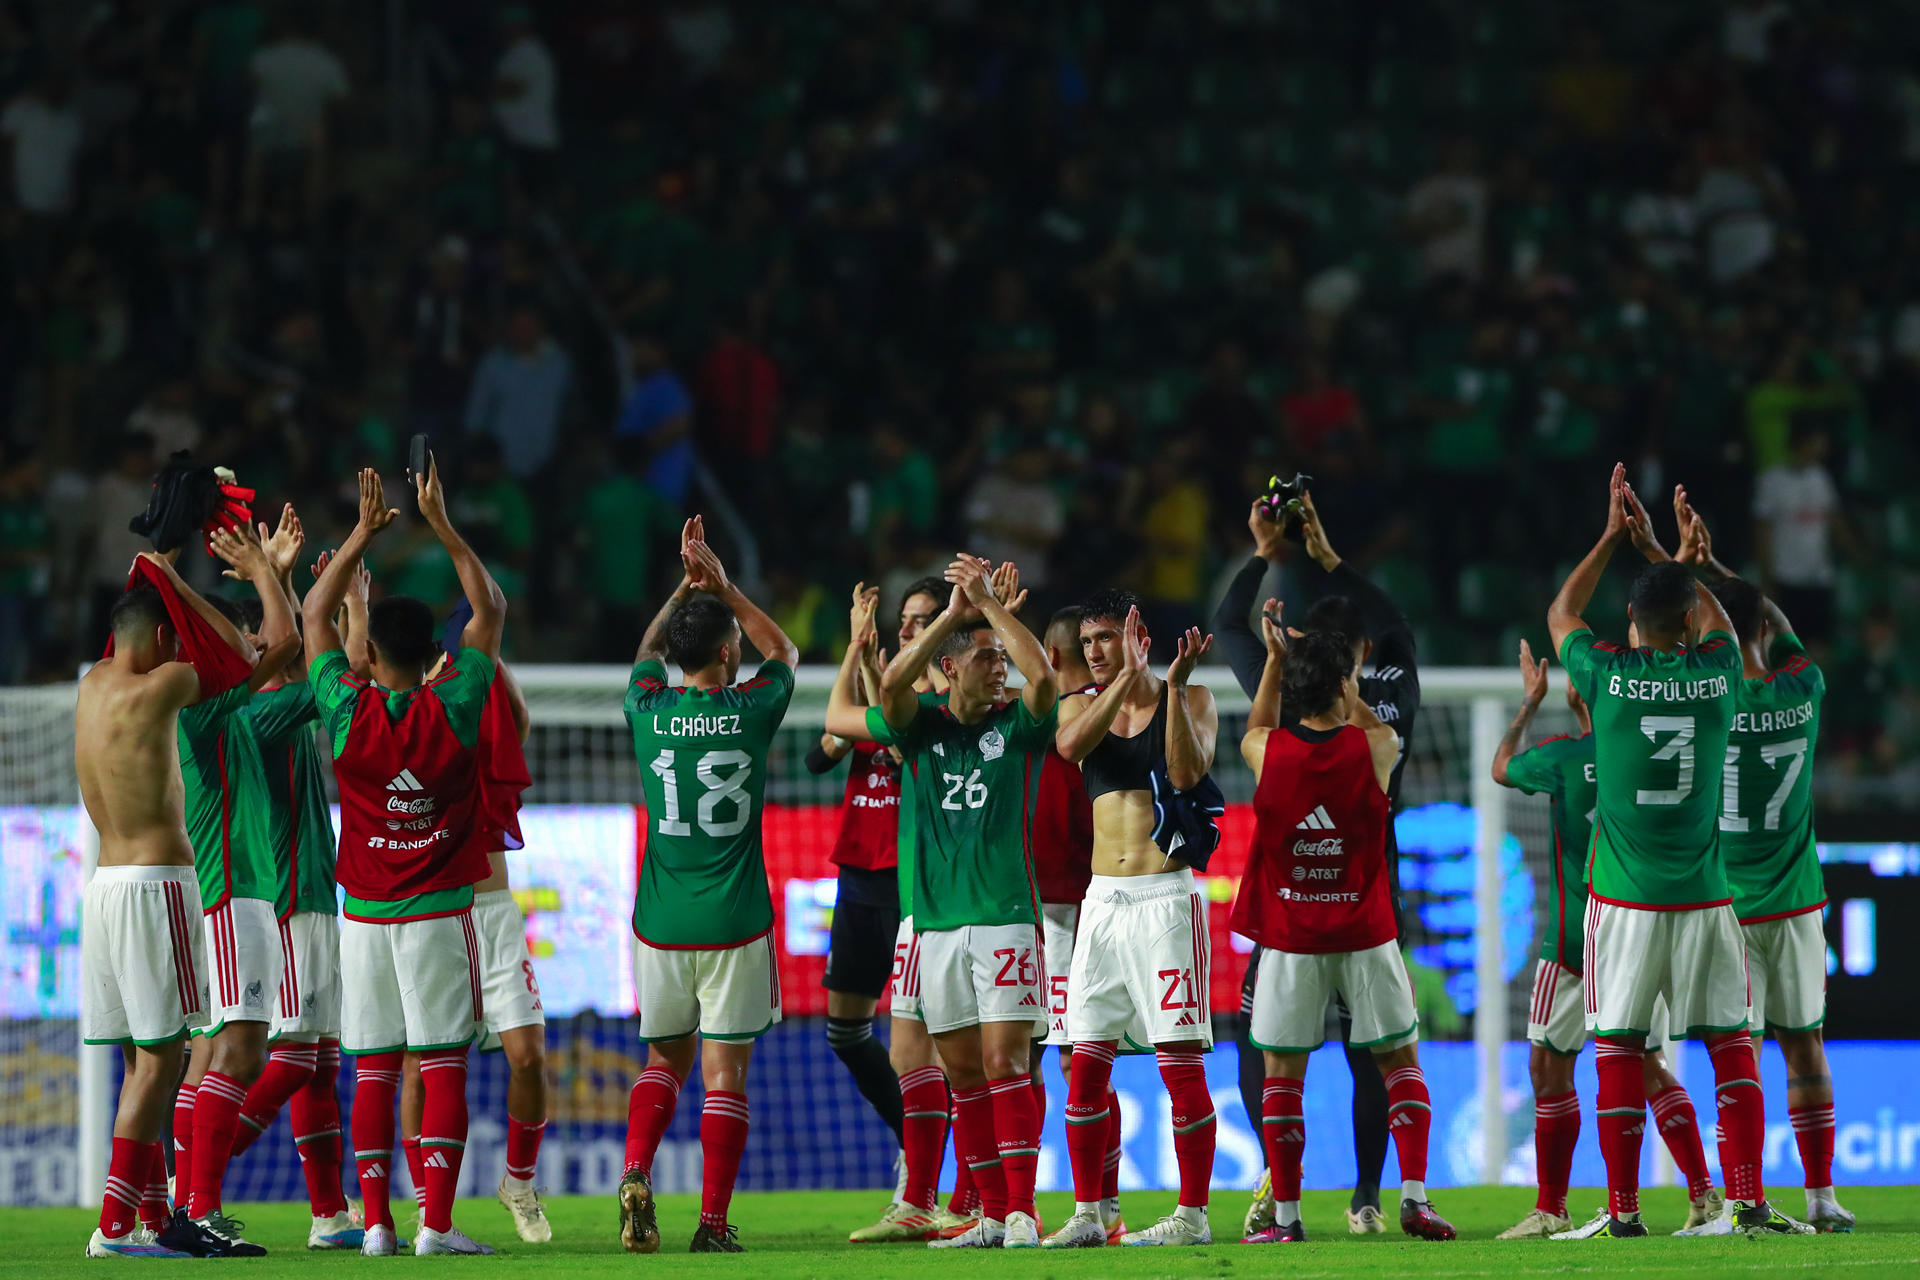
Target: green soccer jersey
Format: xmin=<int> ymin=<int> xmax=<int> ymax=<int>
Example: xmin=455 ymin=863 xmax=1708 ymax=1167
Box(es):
xmin=1560 ymin=628 xmax=1740 ymax=908
xmin=178 ymin=682 xmax=278 ymax=910
xmin=237 ymin=683 xmax=339 ymax=919
xmin=1505 ymin=733 xmax=1597 ymax=967
xmin=1720 ymin=634 xmax=1825 ymax=923
xmin=626 ymin=658 xmax=795 ymax=948
xmin=886 ymin=691 xmax=947 ymax=919
xmin=866 ymin=695 xmax=1057 ymax=934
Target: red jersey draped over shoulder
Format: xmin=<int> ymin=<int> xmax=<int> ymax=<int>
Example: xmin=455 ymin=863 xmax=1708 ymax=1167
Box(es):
xmin=829 ymin=742 xmax=901 ymax=872
xmin=1233 ymin=722 xmax=1396 ymax=954
xmin=1032 ymin=749 xmax=1093 ymax=905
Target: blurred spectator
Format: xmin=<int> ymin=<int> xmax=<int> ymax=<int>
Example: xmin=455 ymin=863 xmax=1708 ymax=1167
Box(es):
xmin=1745 ymin=330 xmax=1851 ymax=471
xmin=1 ymin=69 xmax=80 ymax=217
xmin=84 ymin=433 xmax=157 ymax=643
xmin=973 ymin=269 xmax=1055 ymax=387
xmin=1621 ymin=155 xmax=1701 ymax=276
xmin=1752 ymin=419 xmax=1850 ymax=645
xmin=401 ymin=237 xmax=484 ymax=443
xmin=963 ymin=446 xmax=1064 ymax=591
xmin=465 ymin=304 xmax=572 ymax=481
xmin=614 ymin=332 xmax=693 ymax=507
xmin=663 ymin=1 xmax=735 ymax=82
xmin=125 ymin=374 xmax=203 ymax=459
xmin=446 ymin=435 xmax=533 ymax=609
xmin=430 ymin=93 xmax=511 ymax=237
xmin=1411 ymin=316 xmax=1516 ymax=566
xmin=1404 ymin=138 xmax=1489 ymax=283
xmin=1136 ymin=443 xmax=1210 ymax=636
xmin=695 ymin=312 xmax=780 ymax=473
xmin=1724 ymin=1 xmax=1790 ymax=66
xmin=244 ymin=10 xmax=347 ymax=213
xmin=1280 ymin=354 xmax=1368 ymax=464
xmin=492 ymin=6 xmax=559 ymax=190
xmin=577 ymin=436 xmax=680 ymax=660
xmin=0 ymin=445 xmax=46 ymax=682
xmin=1184 ymin=338 xmax=1266 ymax=481
xmin=1694 ymin=131 xmax=1793 ymax=287
xmin=859 ymin=416 xmax=938 ymax=564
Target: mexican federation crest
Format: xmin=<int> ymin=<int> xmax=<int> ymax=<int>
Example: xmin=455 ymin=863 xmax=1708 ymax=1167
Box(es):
xmin=979 ymin=728 xmax=1005 ymax=761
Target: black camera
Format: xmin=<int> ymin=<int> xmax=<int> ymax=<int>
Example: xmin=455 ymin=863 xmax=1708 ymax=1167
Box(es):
xmin=1258 ymin=472 xmax=1313 ymax=542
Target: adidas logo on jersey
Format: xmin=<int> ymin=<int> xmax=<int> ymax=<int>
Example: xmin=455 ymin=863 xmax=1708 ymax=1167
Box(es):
xmin=1296 ymin=805 xmax=1336 ymax=830
xmin=386 ymin=769 xmax=424 ymax=792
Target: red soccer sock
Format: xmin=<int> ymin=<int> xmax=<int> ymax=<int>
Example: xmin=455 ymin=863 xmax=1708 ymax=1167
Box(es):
xmin=1648 ymin=1082 xmax=1713 ymax=1201
xmin=1383 ymin=1062 xmax=1433 ymax=1186
xmin=1790 ymin=1103 xmax=1836 ymax=1189
xmin=989 ymin=1074 xmax=1040 ymax=1219
xmin=1706 ymin=1033 xmax=1764 ymax=1203
xmin=188 ymin=1070 xmax=247 ymax=1219
xmin=1532 ymin=1089 xmax=1581 ymax=1217
xmin=171 ymin=1084 xmax=195 ymax=1200
xmin=898 ymin=1066 xmax=948 ymax=1211
xmin=1261 ymin=1076 xmax=1306 ymax=1201
xmin=506 ymin=1116 xmax=547 ymax=1184
xmin=402 ymin=1136 xmax=425 ymax=1210
xmin=292 ymin=1040 xmax=348 ymax=1218
xmin=1064 ymin=1043 xmax=1117 ymax=1202
xmin=699 ymin=1091 xmax=750 ymax=1231
xmin=100 ymin=1135 xmax=151 ymax=1236
xmin=947 ymin=1155 xmax=978 ymax=1216
xmin=1103 ymin=1085 xmax=1123 ymax=1200
xmin=950 ymin=1085 xmax=1006 ymax=1221
xmin=418 ymin=1049 xmax=470 ymax=1234
xmin=350 ymin=1052 xmax=402 ymax=1230
xmin=231 ymin=1043 xmax=318 ymax=1157
xmin=1594 ymin=1038 xmax=1646 ymax=1217
xmin=139 ymin=1141 xmax=171 ymax=1230
xmin=1158 ymin=1048 xmax=1214 ymax=1208
xmin=624 ymin=1064 xmax=683 ymax=1176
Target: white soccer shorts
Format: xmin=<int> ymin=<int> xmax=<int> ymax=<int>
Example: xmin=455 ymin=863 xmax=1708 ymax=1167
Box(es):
xmin=889 ymin=915 xmax=923 ymax=1023
xmin=1067 ymin=870 xmax=1214 ymax=1050
xmin=1583 ymin=899 xmax=1751 ymax=1041
xmin=1743 ymin=911 xmax=1826 ymax=1034
xmin=1041 ymin=902 xmax=1078 ymax=1046
xmin=1527 ymin=958 xmax=1585 ymax=1056
xmin=914 ymin=921 xmax=1048 ymax=1037
xmin=340 ymin=910 xmax=483 ymax=1054
xmin=198 ymin=895 xmax=283 ymax=1034
xmin=270 ymin=910 xmax=341 ymax=1041
xmin=81 ymin=866 xmax=209 ymax=1045
xmin=1250 ymin=940 xmax=1417 ymax=1054
xmin=473 ymin=889 xmax=545 ymax=1049
xmin=634 ymin=933 xmax=781 ymax=1042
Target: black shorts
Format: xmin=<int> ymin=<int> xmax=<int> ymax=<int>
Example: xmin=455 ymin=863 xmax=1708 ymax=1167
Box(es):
xmin=823 ymin=866 xmax=900 ymax=999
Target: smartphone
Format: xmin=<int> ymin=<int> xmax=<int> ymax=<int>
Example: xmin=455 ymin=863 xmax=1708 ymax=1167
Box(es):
xmin=408 ymin=433 xmax=430 ymax=482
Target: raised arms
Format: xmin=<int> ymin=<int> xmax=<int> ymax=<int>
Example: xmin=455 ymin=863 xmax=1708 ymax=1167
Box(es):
xmin=1240 ymin=600 xmax=1287 ymax=772
xmin=414 ymin=454 xmax=506 ymax=660
xmin=948 ymin=555 xmax=1056 ymax=719
xmin=207 ymin=523 xmax=300 ymax=692
xmin=1055 ymin=605 xmax=1148 ymax=763
xmin=1491 ymin=639 xmax=1549 ymax=787
xmin=1163 ymin=625 xmax=1217 ymax=790
xmin=684 ymin=531 xmax=800 ymax=670
xmin=1547 ymin=463 xmax=1631 ymax=657
xmin=822 ymin=583 xmax=881 ymax=746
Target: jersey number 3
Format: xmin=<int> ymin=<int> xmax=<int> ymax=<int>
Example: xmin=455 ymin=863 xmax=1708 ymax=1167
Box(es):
xmin=1636 ymin=714 xmax=1696 ymax=805
xmin=649 ymin=748 xmax=753 ymax=837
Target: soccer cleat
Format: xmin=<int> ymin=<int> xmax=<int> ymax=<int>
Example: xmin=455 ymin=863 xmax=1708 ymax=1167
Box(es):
xmin=849 ymin=1201 xmax=939 ymax=1243
xmin=85 ymin=1228 xmax=189 ymax=1258
xmin=1244 ymin=1167 xmax=1276 ymax=1237
xmin=1002 ymin=1211 xmax=1040 ymax=1249
xmin=1672 ymin=1208 xmax=1733 ymax=1237
xmin=415 ymin=1225 xmax=495 ymax=1256
xmin=190 ymin=1211 xmax=267 ymax=1257
xmin=933 ymin=1211 xmax=981 ymax=1240
xmin=1120 ymin=1211 xmax=1211 ymax=1246
xmin=1104 ymin=1215 xmax=1127 ymax=1244
xmin=1400 ymin=1199 xmax=1458 ymax=1241
xmin=1808 ymin=1197 xmax=1856 ymax=1234
xmin=1345 ymin=1203 xmax=1385 ymax=1234
xmin=1552 ymin=1209 xmax=1647 ymax=1239
xmin=1684 ymin=1187 xmax=1725 ymax=1230
xmin=1497 ymin=1207 xmax=1573 ymax=1239
xmin=1040 ymin=1209 xmax=1106 ymax=1248
xmin=307 ymin=1211 xmax=365 ymax=1250
xmin=689 ymin=1224 xmax=743 ymax=1253
xmin=927 ymin=1217 xmax=1004 ymax=1249
xmin=360 ymin=1224 xmax=404 ymax=1256
xmin=1242 ymin=1219 xmax=1307 ymax=1244
xmin=497 ymin=1175 xmax=553 ymax=1243
xmin=617 ymin=1168 xmax=660 ymax=1254
xmin=1735 ymin=1201 xmax=1814 ymax=1236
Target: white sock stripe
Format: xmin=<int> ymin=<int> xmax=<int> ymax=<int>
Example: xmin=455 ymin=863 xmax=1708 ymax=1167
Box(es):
xmin=104 ymin=1177 xmax=141 ymax=1202
xmin=899 ymin=1066 xmax=946 ymax=1089
xmin=198 ymin=1076 xmax=249 ymax=1104
xmin=358 ymin=1072 xmax=401 ymax=1086
xmin=987 ymin=1077 xmax=1029 ymax=1093
xmin=638 ymin=1068 xmax=682 ymax=1092
xmin=1384 ymin=1067 xmax=1424 ymax=1087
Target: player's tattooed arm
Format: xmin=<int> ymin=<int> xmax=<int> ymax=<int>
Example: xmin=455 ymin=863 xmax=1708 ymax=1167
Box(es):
xmin=414 ymin=452 xmax=507 ymax=660
xmin=1241 ymin=600 xmax=1287 ymax=772
xmin=1548 ymin=463 xmax=1630 ymax=658
xmin=306 ymin=468 xmax=398 ymax=667
xmin=1164 ymin=626 xmax=1217 ymax=788
xmin=684 ymin=527 xmax=799 ymax=670
xmin=635 ymin=578 xmax=693 ymax=667
xmin=1055 ymin=605 xmax=1147 ymax=763
xmin=1492 ymin=639 xmax=1549 ymax=787
xmin=954 ymin=556 xmax=1057 ymax=718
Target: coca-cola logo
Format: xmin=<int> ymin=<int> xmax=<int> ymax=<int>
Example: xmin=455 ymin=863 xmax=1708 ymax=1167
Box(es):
xmin=1292 ymin=837 xmax=1344 ymax=857
xmin=386 ymin=795 xmax=436 ymax=815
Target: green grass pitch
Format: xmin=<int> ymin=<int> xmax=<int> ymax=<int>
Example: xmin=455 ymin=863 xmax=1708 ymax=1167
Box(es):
xmin=8 ymin=1186 xmax=1917 ymax=1278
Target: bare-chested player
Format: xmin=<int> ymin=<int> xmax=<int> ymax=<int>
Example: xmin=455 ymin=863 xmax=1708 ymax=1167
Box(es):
xmin=1046 ymin=592 xmax=1221 ymax=1248
xmin=77 ymin=551 xmax=290 ymax=1259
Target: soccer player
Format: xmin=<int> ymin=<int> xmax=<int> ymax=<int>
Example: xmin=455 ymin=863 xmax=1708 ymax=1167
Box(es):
xmin=1044 ymin=593 xmax=1219 ymax=1248
xmin=170 ymin=522 xmax=301 ymax=1255
xmin=1235 ymin=608 xmax=1456 ymax=1244
xmin=619 ymin=523 xmax=798 ymax=1255
xmin=303 ymin=462 xmax=508 ymax=1257
xmin=1545 ymin=465 xmax=1803 ymax=1238
xmin=1676 ymin=493 xmax=1853 ymax=1232
xmin=1213 ymin=493 xmax=1419 ymax=1236
xmin=1491 ymin=639 xmax=1723 ymax=1238
xmin=213 ymin=512 xmax=364 ymax=1250
xmin=862 ymin=555 xmax=1059 ymax=1250
xmin=77 ymin=554 xmax=268 ymax=1258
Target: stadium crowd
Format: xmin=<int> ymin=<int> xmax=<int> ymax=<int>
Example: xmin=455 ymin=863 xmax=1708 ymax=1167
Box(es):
xmin=0 ymin=0 xmax=1916 ymax=796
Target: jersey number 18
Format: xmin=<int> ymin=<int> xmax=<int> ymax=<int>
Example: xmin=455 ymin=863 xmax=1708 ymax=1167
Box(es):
xmin=649 ymin=748 xmax=753 ymax=837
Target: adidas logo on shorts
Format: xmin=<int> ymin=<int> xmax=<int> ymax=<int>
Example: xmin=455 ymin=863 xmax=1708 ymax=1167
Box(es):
xmin=1296 ymin=805 xmax=1336 ymax=830
xmin=1019 ymin=993 xmax=1037 ymax=1006
xmin=1174 ymin=1011 xmax=1197 ymax=1027
xmin=386 ymin=769 xmax=425 ymax=792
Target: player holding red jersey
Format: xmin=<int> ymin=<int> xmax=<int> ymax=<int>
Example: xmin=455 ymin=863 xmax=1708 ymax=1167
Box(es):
xmin=1234 ymin=608 xmax=1455 ymax=1244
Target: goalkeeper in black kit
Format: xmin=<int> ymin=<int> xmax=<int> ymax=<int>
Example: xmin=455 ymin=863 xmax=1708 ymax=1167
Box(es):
xmin=1211 ymin=491 xmax=1421 ymax=1237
